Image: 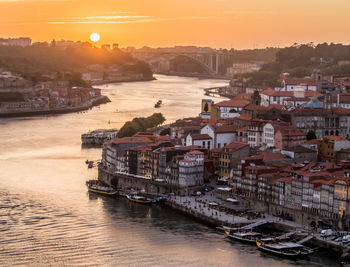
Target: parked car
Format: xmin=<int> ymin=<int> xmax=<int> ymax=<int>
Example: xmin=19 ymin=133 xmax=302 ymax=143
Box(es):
xmin=334 ymin=236 xmax=343 ymax=242
xmin=342 ymin=235 xmax=350 ymax=243
xmin=321 ymin=229 xmax=334 ymax=237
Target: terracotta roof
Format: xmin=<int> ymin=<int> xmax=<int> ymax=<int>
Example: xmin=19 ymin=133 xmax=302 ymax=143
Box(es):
xmin=191 ymin=134 xmax=212 ymax=140
xmin=261 ymin=89 xmax=293 ymax=97
xmin=112 ymin=137 xmax=153 ymax=145
xmin=236 ymin=114 xmax=252 ymax=120
xmin=283 ymin=145 xmax=315 ymax=153
xmin=210 ymin=148 xmax=224 ymax=153
xmin=260 ymin=152 xmax=284 ymax=162
xmin=283 ymin=77 xmax=316 ymax=86
xmin=215 ymin=125 xmax=236 ymax=134
xmin=291 ymin=108 xmax=328 ymax=116
xmin=284 ymin=97 xmax=310 ymax=102
xmin=333 ymin=107 xmax=350 ymax=115
xmin=275 ymin=126 xmax=306 ymax=136
xmin=187 ymin=150 xmax=204 ymax=155
xmin=232 ymin=93 xmax=252 ymax=101
xmin=224 ymin=142 xmax=249 ymax=151
xmin=305 ymin=91 xmax=323 ymax=97
xmin=244 ymin=104 xmax=268 ymax=111
xmin=325 ymin=135 xmax=348 ymax=141
xmin=215 ymin=99 xmax=250 ymax=108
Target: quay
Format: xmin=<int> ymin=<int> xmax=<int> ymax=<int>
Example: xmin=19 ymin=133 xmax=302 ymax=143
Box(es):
xmin=204 ymin=86 xmax=234 ymax=98
xmin=98 ymin=166 xmax=348 ymax=255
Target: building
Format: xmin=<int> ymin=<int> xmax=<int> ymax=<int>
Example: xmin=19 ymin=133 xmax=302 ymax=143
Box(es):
xmin=274 ymin=126 xmax=306 ymax=150
xmin=281 ymin=145 xmax=318 ymax=162
xmin=178 ymin=151 xmax=204 ymax=187
xmin=200 ymin=124 xmax=237 ymax=148
xmin=185 ymin=133 xmax=212 ymax=149
xmin=218 ymin=142 xmax=250 ymax=178
xmin=318 ymin=136 xmax=350 ymax=163
xmin=214 ymin=99 xmax=250 ymax=119
xmin=291 ymin=106 xmax=350 ymax=139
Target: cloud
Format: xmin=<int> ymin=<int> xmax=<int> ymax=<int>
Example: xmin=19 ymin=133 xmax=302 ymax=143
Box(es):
xmin=47 ymin=15 xmax=221 ymax=24
xmin=0 ymin=14 xmax=222 ymax=25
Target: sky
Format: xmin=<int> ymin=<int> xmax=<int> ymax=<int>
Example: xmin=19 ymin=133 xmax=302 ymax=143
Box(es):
xmin=0 ymin=0 xmax=349 ymax=49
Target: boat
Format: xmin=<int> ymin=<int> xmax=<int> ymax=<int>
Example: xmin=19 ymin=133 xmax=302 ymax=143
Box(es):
xmin=256 ymin=241 xmax=313 ymax=259
xmin=86 ymin=180 xmax=118 ymax=197
xmin=225 ymin=230 xmax=262 ymax=244
xmin=154 ymin=100 xmax=162 ymax=108
xmin=126 ymin=194 xmax=152 ymax=204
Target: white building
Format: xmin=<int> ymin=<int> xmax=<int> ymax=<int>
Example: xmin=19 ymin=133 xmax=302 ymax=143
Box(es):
xmin=185 ymin=133 xmax=212 ymax=149
xmin=248 ymin=119 xmax=265 ymax=147
xmin=214 ymin=99 xmax=249 ymax=119
xmin=178 ymin=151 xmax=204 ymax=187
xmin=200 ymin=124 xmax=236 ymax=149
xmin=262 ymin=121 xmax=289 ymax=148
xmin=281 ymin=77 xmax=317 ymax=91
xmin=261 ymin=89 xmax=322 ymax=107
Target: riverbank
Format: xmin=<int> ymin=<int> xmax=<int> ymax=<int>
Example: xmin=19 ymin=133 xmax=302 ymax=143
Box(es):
xmin=0 ymin=95 xmax=110 ymax=118
xmin=155 ymin=71 xmax=230 ymax=80
xmin=91 ymin=76 xmax=156 ymax=85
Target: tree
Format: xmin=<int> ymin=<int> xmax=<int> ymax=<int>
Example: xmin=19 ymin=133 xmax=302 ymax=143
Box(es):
xmin=160 ymin=127 xmax=170 ymax=136
xmin=307 ymin=130 xmax=317 ymax=140
xmin=118 ymin=113 xmax=166 ymax=138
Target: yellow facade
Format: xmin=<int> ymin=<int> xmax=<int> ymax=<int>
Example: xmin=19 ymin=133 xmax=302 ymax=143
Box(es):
xmin=318 ymin=140 xmax=336 ymax=163
xmin=334 ymin=180 xmax=349 ymax=216
xmin=219 ymin=148 xmax=232 ymax=178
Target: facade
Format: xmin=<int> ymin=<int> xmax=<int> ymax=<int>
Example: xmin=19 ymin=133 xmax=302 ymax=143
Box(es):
xmin=318 ymin=136 xmax=350 ymax=163
xmin=291 ymin=107 xmax=350 ymax=139
xmin=185 ymin=133 xmax=212 ymax=149
xmin=274 ymin=126 xmax=306 ymax=150
xmin=178 ymin=151 xmax=204 ymax=187
xmin=218 ymin=142 xmax=250 ymax=178
xmin=214 ymin=99 xmax=250 ymax=119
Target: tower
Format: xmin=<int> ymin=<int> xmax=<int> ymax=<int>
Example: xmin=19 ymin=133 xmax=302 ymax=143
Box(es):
xmin=312 ymin=69 xmax=323 ymax=92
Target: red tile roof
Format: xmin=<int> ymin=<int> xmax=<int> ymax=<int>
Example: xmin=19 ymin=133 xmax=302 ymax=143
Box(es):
xmin=261 ymin=89 xmax=293 ymax=97
xmin=215 ymin=99 xmax=250 ymax=108
xmin=232 ymin=93 xmax=252 ymax=101
xmin=224 ymin=142 xmax=249 ymax=151
xmin=325 ymin=135 xmax=348 ymax=141
xmin=283 ymin=77 xmax=316 ymax=86
xmin=215 ymin=125 xmax=236 ymax=134
xmin=112 ymin=137 xmax=153 ymax=145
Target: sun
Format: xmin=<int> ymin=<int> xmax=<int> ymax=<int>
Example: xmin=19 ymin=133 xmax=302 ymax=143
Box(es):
xmin=90 ymin=33 xmax=100 ymax=42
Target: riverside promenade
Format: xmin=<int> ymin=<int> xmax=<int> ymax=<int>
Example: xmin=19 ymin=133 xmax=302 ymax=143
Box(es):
xmin=166 ymin=193 xmax=256 ymax=227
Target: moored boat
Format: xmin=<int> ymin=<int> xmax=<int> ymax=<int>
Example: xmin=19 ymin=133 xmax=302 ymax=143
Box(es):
xmin=154 ymin=100 xmax=162 ymax=108
xmin=225 ymin=230 xmax=262 ymax=244
xmin=126 ymin=194 xmax=152 ymax=204
xmin=86 ymin=180 xmax=118 ymax=197
xmin=256 ymin=241 xmax=313 ymax=259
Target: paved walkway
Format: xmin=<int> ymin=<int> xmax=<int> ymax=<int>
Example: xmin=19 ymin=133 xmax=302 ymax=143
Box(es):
xmin=168 ymin=193 xmax=254 ymax=225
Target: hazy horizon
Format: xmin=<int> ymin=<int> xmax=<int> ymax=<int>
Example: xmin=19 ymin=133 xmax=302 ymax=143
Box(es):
xmin=0 ymin=0 xmax=349 ymax=49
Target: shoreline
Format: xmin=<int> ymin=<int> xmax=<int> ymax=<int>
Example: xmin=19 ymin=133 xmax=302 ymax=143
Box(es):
xmin=0 ymin=95 xmax=110 ymax=118
xmin=91 ymin=76 xmax=156 ymax=86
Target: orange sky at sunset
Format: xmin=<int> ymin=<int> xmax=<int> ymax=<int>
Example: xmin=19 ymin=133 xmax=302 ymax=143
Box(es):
xmin=0 ymin=0 xmax=349 ymax=49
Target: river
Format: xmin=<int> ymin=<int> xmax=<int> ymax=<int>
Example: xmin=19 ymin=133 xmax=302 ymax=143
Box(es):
xmin=0 ymin=75 xmax=337 ymax=266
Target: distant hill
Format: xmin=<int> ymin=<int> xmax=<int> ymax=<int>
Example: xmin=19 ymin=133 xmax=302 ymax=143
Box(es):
xmin=235 ymin=43 xmax=350 ymax=87
xmin=0 ymin=43 xmax=153 ymax=85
